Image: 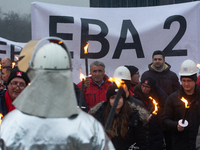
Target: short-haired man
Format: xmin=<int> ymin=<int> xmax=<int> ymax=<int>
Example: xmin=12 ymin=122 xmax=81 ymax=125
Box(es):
xmin=0 ymin=68 xmax=29 ymax=116
xmin=141 ymin=50 xmax=180 ymax=96
xmin=77 ymin=61 xmax=112 ymax=110
xmin=125 ymin=65 xmax=140 ymax=96
xmin=2 ymin=66 xmax=12 ymax=86
xmin=141 ymin=50 xmax=180 ymax=150
xmin=162 ymin=59 xmax=200 ymax=150
xmin=1 ymin=57 xmax=11 ymax=67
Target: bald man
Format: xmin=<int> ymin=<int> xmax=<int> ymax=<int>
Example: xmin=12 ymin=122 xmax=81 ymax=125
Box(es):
xmin=1 ymin=57 xmax=11 ymax=67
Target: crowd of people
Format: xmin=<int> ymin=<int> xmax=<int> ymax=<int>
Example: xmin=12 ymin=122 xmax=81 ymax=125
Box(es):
xmin=0 ymin=37 xmax=200 ymax=150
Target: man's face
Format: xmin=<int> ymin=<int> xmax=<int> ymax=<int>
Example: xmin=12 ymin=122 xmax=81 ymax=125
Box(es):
xmin=1 ymin=58 xmax=10 ymax=67
xmin=131 ymin=71 xmax=140 ymax=84
xmin=90 ymin=65 xmax=105 ymax=84
xmin=152 ymin=54 xmax=165 ymax=70
xmin=181 ymin=78 xmax=196 ymax=94
xmin=2 ymin=68 xmax=10 ymax=84
xmin=7 ymin=77 xmax=26 ymax=101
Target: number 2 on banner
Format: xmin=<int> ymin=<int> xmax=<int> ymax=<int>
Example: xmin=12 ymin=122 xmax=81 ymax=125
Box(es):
xmin=162 ymin=15 xmax=187 ymax=57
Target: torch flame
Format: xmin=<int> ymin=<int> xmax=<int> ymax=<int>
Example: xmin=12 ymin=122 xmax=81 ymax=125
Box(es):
xmin=79 ymin=69 xmax=85 ymax=81
xmin=197 ymin=64 xmax=200 ymax=69
xmin=12 ymin=62 xmax=15 ymax=68
xmin=109 ymin=77 xmax=125 ymax=88
xmin=58 ymin=41 xmax=63 ymax=44
xmin=84 ymin=42 xmax=89 ymax=54
xmin=180 ymin=97 xmax=189 ymax=108
xmin=149 ymin=96 xmax=158 ymax=115
xmin=15 ymin=56 xmax=19 ymax=60
xmin=0 ymin=113 xmax=3 ymax=124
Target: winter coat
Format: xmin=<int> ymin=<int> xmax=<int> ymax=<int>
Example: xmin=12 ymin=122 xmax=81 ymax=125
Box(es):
xmin=89 ymin=101 xmax=149 ymax=150
xmin=0 ymin=90 xmax=8 ymax=116
xmin=141 ymin=62 xmax=180 ymax=96
xmin=196 ymin=126 xmax=200 ymax=149
xmin=133 ymin=84 xmax=167 ymax=150
xmin=162 ymin=85 xmax=200 ymax=150
xmin=74 ymin=83 xmax=88 ymax=113
xmin=77 ymin=75 xmax=112 ymax=110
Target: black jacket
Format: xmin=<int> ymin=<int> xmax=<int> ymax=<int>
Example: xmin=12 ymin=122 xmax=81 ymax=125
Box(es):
xmin=74 ymin=83 xmax=88 ymax=113
xmin=0 ymin=90 xmax=8 ymax=116
xmin=89 ymin=101 xmax=149 ymax=150
xmin=141 ymin=62 xmax=180 ymax=96
xmin=133 ymin=84 xmax=167 ymax=150
xmin=162 ymin=85 xmax=200 ymax=150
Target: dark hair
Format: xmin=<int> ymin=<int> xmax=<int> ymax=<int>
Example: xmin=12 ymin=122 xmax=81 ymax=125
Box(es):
xmin=2 ymin=65 xmax=12 ymax=73
xmin=103 ymin=99 xmax=133 ymax=139
xmin=152 ymin=50 xmax=165 ymax=60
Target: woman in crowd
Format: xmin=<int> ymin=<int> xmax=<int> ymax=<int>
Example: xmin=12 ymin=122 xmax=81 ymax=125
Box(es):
xmin=133 ymin=76 xmax=167 ymax=150
xmin=89 ymin=84 xmax=149 ymax=150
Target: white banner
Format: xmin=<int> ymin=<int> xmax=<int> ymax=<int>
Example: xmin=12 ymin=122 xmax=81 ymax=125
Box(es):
xmin=0 ymin=37 xmax=26 ymax=62
xmin=31 ymin=2 xmax=200 ymax=84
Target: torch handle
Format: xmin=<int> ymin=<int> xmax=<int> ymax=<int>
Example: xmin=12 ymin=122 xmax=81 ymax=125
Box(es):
xmin=79 ymin=79 xmax=85 ymax=108
xmin=182 ymin=108 xmax=188 ymax=124
xmin=85 ymin=57 xmax=88 ymax=76
xmin=105 ymin=86 xmax=123 ymax=130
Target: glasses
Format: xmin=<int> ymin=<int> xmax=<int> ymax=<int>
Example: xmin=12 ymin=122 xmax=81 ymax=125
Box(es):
xmin=141 ymin=84 xmax=151 ymax=89
xmin=10 ymin=81 xmax=26 ymax=89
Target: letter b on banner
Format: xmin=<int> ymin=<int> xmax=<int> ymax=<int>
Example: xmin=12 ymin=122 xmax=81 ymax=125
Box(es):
xmin=81 ymin=18 xmax=109 ymax=59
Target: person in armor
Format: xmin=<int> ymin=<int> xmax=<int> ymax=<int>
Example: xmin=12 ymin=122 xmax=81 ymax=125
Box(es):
xmin=0 ymin=37 xmax=114 ymax=150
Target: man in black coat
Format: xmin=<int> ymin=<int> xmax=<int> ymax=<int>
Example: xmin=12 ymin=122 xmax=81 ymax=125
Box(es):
xmin=142 ymin=50 xmax=180 ymax=149
xmin=162 ymin=59 xmax=200 ymax=150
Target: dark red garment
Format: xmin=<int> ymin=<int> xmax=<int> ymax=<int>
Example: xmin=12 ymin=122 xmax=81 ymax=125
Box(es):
xmin=5 ymin=90 xmax=15 ymax=112
xmin=77 ymin=75 xmax=112 ymax=110
xmin=196 ymin=75 xmax=200 ymax=86
xmin=129 ymin=82 xmax=140 ymax=96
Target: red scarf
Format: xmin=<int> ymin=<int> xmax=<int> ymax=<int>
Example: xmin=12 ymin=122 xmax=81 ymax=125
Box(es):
xmin=5 ymin=90 xmax=15 ymax=112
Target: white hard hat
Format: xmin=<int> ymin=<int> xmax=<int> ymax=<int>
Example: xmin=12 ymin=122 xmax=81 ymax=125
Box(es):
xmin=33 ymin=43 xmax=70 ymax=69
xmin=18 ymin=37 xmax=72 ymax=72
xmin=113 ymin=66 xmax=131 ymax=80
xmin=179 ymin=59 xmax=198 ymax=76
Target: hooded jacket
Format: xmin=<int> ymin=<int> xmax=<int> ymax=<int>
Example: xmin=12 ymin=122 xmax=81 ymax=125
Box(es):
xmin=162 ymin=85 xmax=200 ymax=150
xmin=89 ymin=101 xmax=149 ymax=150
xmin=77 ymin=75 xmax=112 ymax=110
xmin=141 ymin=62 xmax=180 ymax=96
xmin=133 ymin=84 xmax=167 ymax=150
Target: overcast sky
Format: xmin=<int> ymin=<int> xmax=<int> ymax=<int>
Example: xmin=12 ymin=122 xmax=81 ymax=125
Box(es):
xmin=0 ymin=0 xmax=89 ymax=15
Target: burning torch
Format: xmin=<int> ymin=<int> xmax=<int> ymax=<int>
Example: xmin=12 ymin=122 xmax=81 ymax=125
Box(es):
xmin=178 ymin=97 xmax=189 ymax=127
xmin=144 ymin=96 xmax=158 ymax=126
xmin=105 ymin=77 xmax=125 ymax=130
xmin=84 ymin=42 xmax=89 ymax=76
xmin=79 ymin=69 xmax=85 ymax=109
xmin=197 ymin=64 xmax=200 ymax=74
xmin=12 ymin=55 xmax=19 ymax=68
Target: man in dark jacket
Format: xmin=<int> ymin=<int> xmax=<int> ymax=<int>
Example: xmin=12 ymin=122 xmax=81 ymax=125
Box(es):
xmin=125 ymin=65 xmax=140 ymax=96
xmin=141 ymin=50 xmax=180 ymax=96
xmin=141 ymin=50 xmax=180 ymax=149
xmin=162 ymin=59 xmax=200 ymax=150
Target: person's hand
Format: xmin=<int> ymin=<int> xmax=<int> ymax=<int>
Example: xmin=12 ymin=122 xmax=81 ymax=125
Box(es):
xmin=84 ymin=77 xmax=90 ymax=89
xmin=177 ymin=124 xmax=184 ymax=132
